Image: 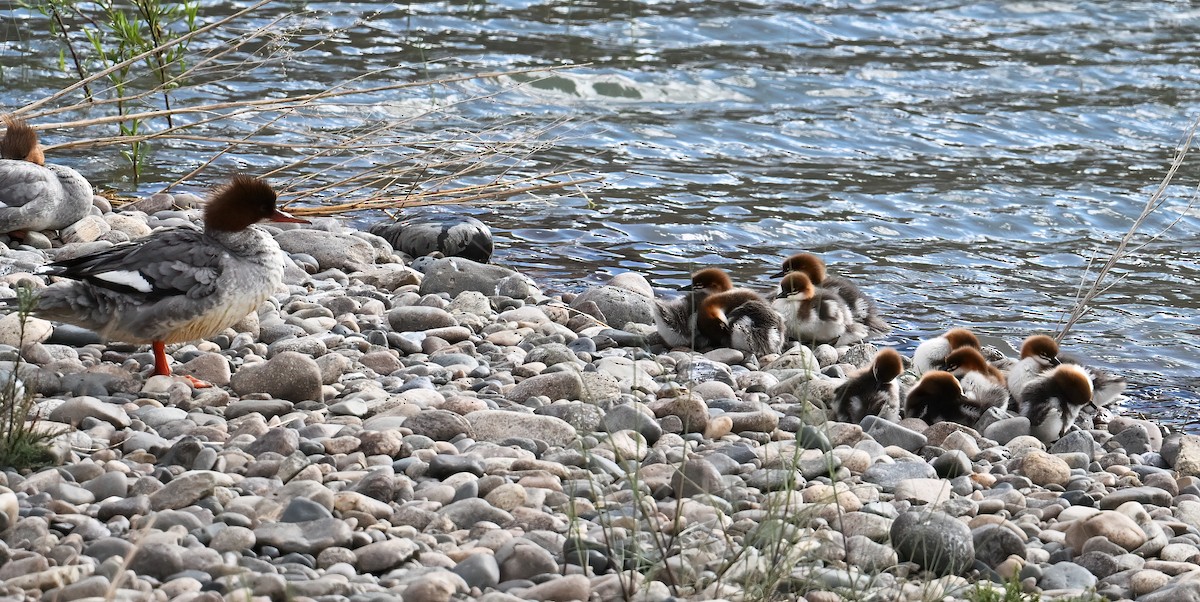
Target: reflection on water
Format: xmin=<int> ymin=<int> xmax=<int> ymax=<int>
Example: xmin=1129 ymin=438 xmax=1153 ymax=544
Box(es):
xmin=3 ymin=0 xmax=1200 ymax=429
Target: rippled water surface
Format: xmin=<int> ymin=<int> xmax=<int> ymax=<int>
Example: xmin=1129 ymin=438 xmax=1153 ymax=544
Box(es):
xmin=4 ymin=1 xmax=1200 ymax=429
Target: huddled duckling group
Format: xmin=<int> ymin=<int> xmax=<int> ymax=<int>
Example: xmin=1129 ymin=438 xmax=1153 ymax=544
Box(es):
xmin=654 ymin=254 xmax=1126 ymax=444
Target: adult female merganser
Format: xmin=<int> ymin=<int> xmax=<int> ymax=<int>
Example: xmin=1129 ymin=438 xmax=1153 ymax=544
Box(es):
xmin=831 ymin=348 xmax=903 ymax=423
xmin=695 ymin=289 xmax=784 ymax=357
xmin=654 ymin=267 xmax=734 ymax=349
xmin=0 ymin=116 xmax=93 ymax=234
xmin=943 ymin=346 xmax=1010 ymax=412
xmin=1020 ymin=364 xmax=1095 ymax=443
xmin=912 ymin=327 xmax=980 ymax=374
xmin=904 ymin=370 xmax=997 ymax=425
xmin=772 ymin=272 xmax=863 ymax=346
xmin=772 ymin=252 xmax=890 ymax=339
xmin=27 ymin=175 xmax=306 ymax=380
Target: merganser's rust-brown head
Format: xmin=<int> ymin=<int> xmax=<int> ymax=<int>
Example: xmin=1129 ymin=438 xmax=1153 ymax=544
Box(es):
xmin=1019 ymin=334 xmax=1061 ymax=366
xmin=682 ymin=267 xmax=734 ymax=294
xmin=204 ymin=175 xmax=309 ymax=232
xmin=776 ymin=271 xmax=815 ymax=301
xmin=870 ymin=348 xmax=903 ymax=383
xmin=772 ymin=252 xmax=826 ymax=283
xmin=1 ymin=115 xmax=45 ymax=165
xmin=944 ymin=327 xmax=980 ymax=350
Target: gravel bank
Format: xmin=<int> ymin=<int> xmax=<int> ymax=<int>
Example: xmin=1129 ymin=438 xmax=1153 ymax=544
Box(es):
xmin=0 ymin=195 xmax=1196 ymax=602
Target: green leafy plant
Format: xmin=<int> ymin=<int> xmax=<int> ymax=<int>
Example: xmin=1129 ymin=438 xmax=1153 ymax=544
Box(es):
xmin=18 ymin=0 xmax=200 ymax=183
xmin=0 ymin=286 xmax=57 ymax=471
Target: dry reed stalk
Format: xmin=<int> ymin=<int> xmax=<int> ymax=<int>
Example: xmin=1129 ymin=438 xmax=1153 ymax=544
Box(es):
xmin=1056 ymin=114 xmax=1200 ymax=342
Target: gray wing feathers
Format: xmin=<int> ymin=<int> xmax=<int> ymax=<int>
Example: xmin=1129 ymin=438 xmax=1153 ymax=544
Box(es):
xmin=50 ymin=228 xmax=224 ymax=299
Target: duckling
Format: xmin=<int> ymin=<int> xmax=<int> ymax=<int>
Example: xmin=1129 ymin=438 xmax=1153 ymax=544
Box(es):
xmin=696 ymin=289 xmax=784 ymax=356
xmin=772 ymin=271 xmax=863 ymax=346
xmin=1020 ymin=364 xmax=1095 ymax=444
xmin=654 ymin=267 xmax=734 ymax=349
xmin=831 ymin=348 xmax=903 ymax=423
xmin=904 ymin=371 xmax=997 ymax=425
xmin=1006 ymin=335 xmax=1061 ymax=403
xmin=943 ymin=346 xmax=1010 ymax=412
xmin=772 ymin=252 xmax=890 ymax=339
xmin=912 ymin=327 xmax=980 ymax=374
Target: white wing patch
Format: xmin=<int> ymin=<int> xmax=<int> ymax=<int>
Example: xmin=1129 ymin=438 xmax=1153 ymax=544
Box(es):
xmin=93 ymin=270 xmax=154 ymax=293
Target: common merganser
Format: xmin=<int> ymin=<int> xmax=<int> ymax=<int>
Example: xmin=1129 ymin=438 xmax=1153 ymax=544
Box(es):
xmin=904 ymin=370 xmax=997 ymax=425
xmin=26 ymin=175 xmax=306 ymax=380
xmin=912 ymin=327 xmax=980 ymax=374
xmin=1006 ymin=335 xmax=1060 ymax=404
xmin=695 ymin=289 xmax=784 ymax=357
xmin=1020 ymin=364 xmax=1095 ymax=444
xmin=772 ymin=271 xmax=863 ymax=346
xmin=0 ymin=116 xmax=93 ymax=235
xmin=831 ymin=348 xmax=903 ymax=423
xmin=943 ymin=346 xmax=1010 ymax=413
xmin=771 ymin=252 xmax=889 ymax=339
xmin=654 ymin=267 xmax=734 ymax=349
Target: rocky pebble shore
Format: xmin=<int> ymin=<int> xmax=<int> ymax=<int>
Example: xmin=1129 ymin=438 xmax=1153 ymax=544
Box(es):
xmin=0 ymin=192 xmax=1197 ymax=602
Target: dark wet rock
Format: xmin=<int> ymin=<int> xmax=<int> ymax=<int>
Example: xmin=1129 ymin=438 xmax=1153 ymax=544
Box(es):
xmin=370 ymin=214 xmax=493 ymax=263
xmin=972 ymin=524 xmax=1026 ymax=568
xmin=453 ymin=553 xmax=501 ymax=589
xmin=281 ymin=497 xmax=333 ymax=522
xmin=602 ymin=404 xmax=662 ymax=444
xmin=862 ymin=415 xmax=926 ymax=452
xmin=428 ymin=454 xmax=487 ymax=478
xmin=891 ymin=511 xmax=974 ymax=576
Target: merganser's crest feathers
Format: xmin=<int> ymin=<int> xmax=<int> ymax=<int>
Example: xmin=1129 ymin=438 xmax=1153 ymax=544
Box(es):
xmin=204 ymin=175 xmax=288 ymax=232
xmin=1 ymin=116 xmax=42 ymax=163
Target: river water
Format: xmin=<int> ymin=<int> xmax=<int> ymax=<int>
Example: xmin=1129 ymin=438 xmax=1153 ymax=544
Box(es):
xmin=3 ymin=1 xmax=1200 ymax=430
